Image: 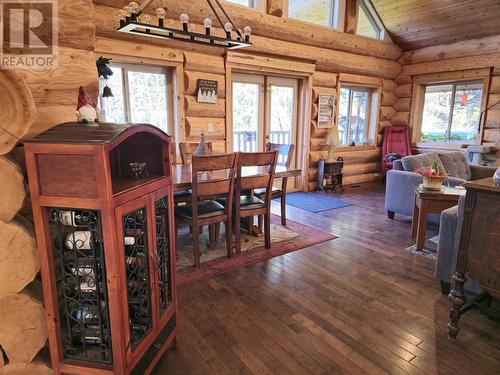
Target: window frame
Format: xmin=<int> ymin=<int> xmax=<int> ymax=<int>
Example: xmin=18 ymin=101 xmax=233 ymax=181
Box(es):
xmin=223 ymin=0 xmax=266 ymax=11
xmin=356 ymin=0 xmax=386 ymax=40
xmin=420 ymin=80 xmax=483 ymax=144
xmin=338 ymin=85 xmax=372 ymax=147
xmin=100 ymin=62 xmax=175 ymax=136
xmin=285 ymin=0 xmax=345 ymax=31
xmin=410 ymin=71 xmax=490 ymax=149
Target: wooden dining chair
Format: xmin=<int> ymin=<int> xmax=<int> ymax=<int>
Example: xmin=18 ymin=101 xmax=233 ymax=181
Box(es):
xmin=174 ymin=142 xmax=213 ymax=206
xmin=179 ymin=142 xmax=213 ymax=165
xmin=254 ymin=143 xmax=295 ymax=226
xmin=233 ymin=151 xmax=277 ymax=255
xmin=174 ymin=154 xmax=236 ymax=267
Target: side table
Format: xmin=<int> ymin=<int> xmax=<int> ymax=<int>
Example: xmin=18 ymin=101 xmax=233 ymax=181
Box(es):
xmin=411 ymin=185 xmax=465 ymax=251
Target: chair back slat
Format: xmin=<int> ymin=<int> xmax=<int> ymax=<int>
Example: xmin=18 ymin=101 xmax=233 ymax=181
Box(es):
xmin=241 ymin=175 xmax=270 ymax=191
xmin=191 ymin=154 xmax=237 ymax=201
xmin=267 ymin=143 xmax=295 ymax=168
xmin=180 ymin=142 xmax=213 ymax=165
xmin=236 ymin=152 xmax=277 ymax=204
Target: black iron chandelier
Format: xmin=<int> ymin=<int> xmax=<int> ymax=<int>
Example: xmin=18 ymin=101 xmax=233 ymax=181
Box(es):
xmin=117 ymin=0 xmax=252 ymax=49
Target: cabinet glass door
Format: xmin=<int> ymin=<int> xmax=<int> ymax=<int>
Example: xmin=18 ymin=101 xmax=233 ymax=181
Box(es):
xmin=122 ymin=206 xmax=153 ymax=349
xmin=154 ymin=194 xmax=173 ymax=317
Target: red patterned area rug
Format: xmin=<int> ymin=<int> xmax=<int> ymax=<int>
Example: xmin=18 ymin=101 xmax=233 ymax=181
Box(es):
xmin=176 ymin=214 xmax=337 ymax=286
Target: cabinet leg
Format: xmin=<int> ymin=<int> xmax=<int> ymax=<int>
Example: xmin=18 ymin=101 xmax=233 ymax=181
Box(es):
xmin=448 ymin=271 xmax=467 ymax=339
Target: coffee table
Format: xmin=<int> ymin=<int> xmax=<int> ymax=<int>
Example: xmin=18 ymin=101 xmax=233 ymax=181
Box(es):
xmin=411 ymin=185 xmax=466 ymax=252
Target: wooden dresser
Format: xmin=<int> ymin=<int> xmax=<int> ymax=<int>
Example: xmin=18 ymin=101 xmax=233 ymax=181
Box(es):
xmin=448 ymin=177 xmax=500 ymax=339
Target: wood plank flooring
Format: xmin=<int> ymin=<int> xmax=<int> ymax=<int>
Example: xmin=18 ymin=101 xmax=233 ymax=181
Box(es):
xmin=155 ymin=182 xmax=500 ymax=375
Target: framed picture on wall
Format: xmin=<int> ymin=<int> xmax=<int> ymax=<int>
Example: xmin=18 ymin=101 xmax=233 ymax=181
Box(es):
xmin=317 ymin=93 xmax=335 ymax=129
xmin=197 ymin=79 xmax=218 ymax=103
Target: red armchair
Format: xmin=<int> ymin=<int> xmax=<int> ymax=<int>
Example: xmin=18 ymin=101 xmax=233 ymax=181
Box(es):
xmin=382 ymin=124 xmax=411 ymax=174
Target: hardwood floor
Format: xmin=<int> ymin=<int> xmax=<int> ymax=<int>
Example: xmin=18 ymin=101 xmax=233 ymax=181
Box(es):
xmin=156 ymin=182 xmax=500 ymax=375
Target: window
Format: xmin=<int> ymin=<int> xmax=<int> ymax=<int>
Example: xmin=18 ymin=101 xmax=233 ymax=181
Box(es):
xmin=356 ymin=0 xmax=383 ymax=39
xmin=99 ymin=63 xmax=173 ymax=134
xmin=288 ymin=0 xmax=336 ymax=28
xmin=225 ymin=0 xmax=259 ymax=8
xmin=232 ymin=74 xmax=298 ymax=153
xmin=421 ymin=81 xmax=483 ymax=144
xmin=338 ymin=86 xmax=372 ymax=146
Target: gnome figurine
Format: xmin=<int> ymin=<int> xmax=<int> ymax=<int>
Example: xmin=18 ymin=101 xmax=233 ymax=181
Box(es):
xmin=76 ymin=86 xmax=99 ymax=123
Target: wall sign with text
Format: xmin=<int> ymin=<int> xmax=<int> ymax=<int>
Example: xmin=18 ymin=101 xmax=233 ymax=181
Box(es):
xmin=197 ymin=79 xmax=218 ymax=103
xmin=317 ymin=93 xmax=335 ymax=129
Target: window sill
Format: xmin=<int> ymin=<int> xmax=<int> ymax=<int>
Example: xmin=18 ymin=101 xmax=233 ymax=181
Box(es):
xmin=335 ymin=144 xmax=377 ymax=152
xmin=414 ymin=142 xmax=475 ymax=150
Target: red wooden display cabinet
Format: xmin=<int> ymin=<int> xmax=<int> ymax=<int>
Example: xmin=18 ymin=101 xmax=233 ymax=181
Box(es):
xmin=24 ymin=122 xmax=177 ymax=375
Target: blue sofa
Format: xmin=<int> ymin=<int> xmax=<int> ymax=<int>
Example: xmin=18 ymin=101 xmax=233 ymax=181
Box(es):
xmin=385 ymin=151 xmax=496 ymax=222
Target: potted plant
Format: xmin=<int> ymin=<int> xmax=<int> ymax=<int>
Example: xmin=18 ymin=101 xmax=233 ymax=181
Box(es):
xmin=416 ymin=160 xmax=447 ymax=191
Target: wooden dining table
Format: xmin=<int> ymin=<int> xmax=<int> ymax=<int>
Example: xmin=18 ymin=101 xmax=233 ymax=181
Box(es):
xmin=172 ymin=164 xmax=302 ymax=192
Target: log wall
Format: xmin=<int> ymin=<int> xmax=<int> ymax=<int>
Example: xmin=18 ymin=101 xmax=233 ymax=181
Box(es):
xmin=0 ymin=1 xmax=97 ymax=372
xmin=395 ymin=35 xmax=500 ymax=164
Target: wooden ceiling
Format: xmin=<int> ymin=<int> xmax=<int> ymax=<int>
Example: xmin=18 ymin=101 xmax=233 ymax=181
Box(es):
xmin=370 ymin=0 xmax=500 ymax=50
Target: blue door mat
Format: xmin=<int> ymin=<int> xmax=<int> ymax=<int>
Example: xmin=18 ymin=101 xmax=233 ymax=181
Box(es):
xmin=280 ymin=192 xmax=352 ymax=213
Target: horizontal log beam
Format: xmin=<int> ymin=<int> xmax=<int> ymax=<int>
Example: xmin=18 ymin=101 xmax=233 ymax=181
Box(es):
xmin=402 ymin=34 xmax=500 ymax=65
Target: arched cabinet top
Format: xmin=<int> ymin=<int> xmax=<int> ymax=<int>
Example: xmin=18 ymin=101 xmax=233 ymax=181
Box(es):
xmin=25 ymin=122 xmax=171 ymax=147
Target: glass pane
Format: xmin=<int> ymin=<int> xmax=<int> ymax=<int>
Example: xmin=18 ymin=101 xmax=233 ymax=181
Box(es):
xmin=450 ymin=83 xmax=482 ymax=143
xmin=127 ymin=70 xmax=169 ymax=132
xmin=232 ymin=82 xmax=260 ymax=152
xmin=357 ymin=4 xmax=380 ymax=39
xmin=421 ymin=84 xmax=453 ymax=143
xmin=100 ymin=67 xmax=126 ymax=123
xmin=122 ymin=207 xmax=152 ymax=349
xmin=338 ymin=88 xmax=350 ymax=146
xmin=155 ymin=196 xmax=172 ymax=316
xmin=269 ymin=85 xmax=294 ymax=147
xmin=349 ymin=89 xmax=369 ymax=145
xmin=226 ymin=0 xmax=252 ymax=6
xmin=288 ymin=0 xmax=332 ymax=27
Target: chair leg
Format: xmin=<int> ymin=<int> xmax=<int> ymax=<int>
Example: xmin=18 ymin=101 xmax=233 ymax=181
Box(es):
xmin=264 ymin=212 xmax=271 ymax=249
xmin=192 ymin=224 xmax=201 ymax=267
xmin=280 ymin=193 xmax=287 ymax=226
xmin=215 ymin=222 xmax=220 ymax=242
xmin=225 ymin=220 xmax=233 ymax=258
xmin=258 ymin=215 xmax=263 ymax=231
xmin=387 ymin=211 xmax=395 ymax=220
xmin=247 ymin=216 xmax=253 ymax=234
xmin=208 ymin=224 xmax=215 ymax=247
xmin=235 ymin=213 xmax=241 ymax=256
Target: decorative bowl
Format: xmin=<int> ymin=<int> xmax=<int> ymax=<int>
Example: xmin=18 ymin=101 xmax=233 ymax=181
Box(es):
xmin=422 ymin=176 xmax=446 ymax=191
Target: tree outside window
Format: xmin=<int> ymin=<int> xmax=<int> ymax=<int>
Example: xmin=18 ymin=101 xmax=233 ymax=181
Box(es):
xmin=338 ymin=86 xmax=371 ymax=146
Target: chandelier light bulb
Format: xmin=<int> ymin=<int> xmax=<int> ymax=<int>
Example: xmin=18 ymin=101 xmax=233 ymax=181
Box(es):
xmin=243 ymin=26 xmax=252 ymax=36
xmin=123 ymin=5 xmax=132 ymax=17
xmin=142 ymin=14 xmax=153 ymax=24
xmin=165 ymin=18 xmax=175 ymax=28
xmin=203 ymin=18 xmax=212 ymax=29
xmin=128 ymin=2 xmax=139 ymax=12
xmin=224 ymin=22 xmax=233 ymax=32
xmin=180 ymin=13 xmax=189 ymax=24
xmin=156 ymin=8 xmax=167 ymax=19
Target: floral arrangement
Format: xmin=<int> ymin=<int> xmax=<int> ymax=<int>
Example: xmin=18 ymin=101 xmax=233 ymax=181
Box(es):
xmin=416 ymin=160 xmax=447 ymax=190
xmin=415 ymin=160 xmax=447 ymax=178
